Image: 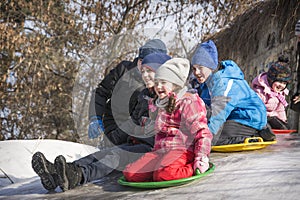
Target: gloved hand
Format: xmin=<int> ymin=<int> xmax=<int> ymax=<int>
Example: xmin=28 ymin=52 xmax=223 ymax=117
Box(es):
xmin=140 ymin=116 xmax=151 ymax=126
xmin=291 ymin=93 xmax=300 ymax=112
xmin=193 ymin=156 xmax=209 ymax=173
xmin=88 ymin=116 xmax=105 ymax=139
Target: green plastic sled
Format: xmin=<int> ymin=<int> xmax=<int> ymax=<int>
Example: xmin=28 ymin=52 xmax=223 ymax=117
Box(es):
xmin=118 ymin=162 xmax=215 ymax=189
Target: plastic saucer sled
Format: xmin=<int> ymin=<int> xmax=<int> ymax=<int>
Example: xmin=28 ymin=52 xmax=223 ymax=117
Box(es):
xmin=211 ymin=137 xmax=277 ymax=152
xmin=118 ymin=163 xmax=215 ymax=189
xmin=272 ymin=129 xmax=297 ymax=134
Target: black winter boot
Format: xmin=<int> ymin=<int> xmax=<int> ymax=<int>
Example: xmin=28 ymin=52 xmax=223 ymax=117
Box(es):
xmin=257 ymin=124 xmax=276 ymax=141
xmin=31 ymin=152 xmax=59 ymax=191
xmin=54 ymin=155 xmax=83 ymax=192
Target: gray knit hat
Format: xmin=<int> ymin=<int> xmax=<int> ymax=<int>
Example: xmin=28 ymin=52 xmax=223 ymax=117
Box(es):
xmin=295 ymin=20 xmax=300 ymax=36
xmin=155 ymin=58 xmax=190 ymax=88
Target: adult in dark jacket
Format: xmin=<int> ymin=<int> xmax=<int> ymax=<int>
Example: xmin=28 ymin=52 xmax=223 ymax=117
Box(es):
xmin=31 ymin=53 xmax=171 ymax=192
xmin=88 ymin=39 xmax=167 ymax=146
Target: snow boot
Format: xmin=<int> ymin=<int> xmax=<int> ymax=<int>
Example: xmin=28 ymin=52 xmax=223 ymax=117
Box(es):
xmin=257 ymin=124 xmax=276 ymax=141
xmin=31 ymin=152 xmax=59 ymax=191
xmin=54 ymin=155 xmax=83 ymax=192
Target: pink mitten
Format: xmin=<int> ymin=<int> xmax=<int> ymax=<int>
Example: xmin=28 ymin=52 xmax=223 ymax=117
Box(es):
xmin=193 ymin=156 xmax=209 ymax=173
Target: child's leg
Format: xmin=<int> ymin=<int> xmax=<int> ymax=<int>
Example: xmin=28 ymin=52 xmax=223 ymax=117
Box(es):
xmin=256 ymin=123 xmax=276 ymax=141
xmin=267 ymin=116 xmax=289 ymax=130
xmin=213 ymin=120 xmax=257 ymax=145
xmin=123 ymin=151 xmax=160 ymax=182
xmin=153 ymin=150 xmax=194 ymax=181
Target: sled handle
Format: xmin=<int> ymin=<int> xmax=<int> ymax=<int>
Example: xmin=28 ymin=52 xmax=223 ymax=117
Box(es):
xmin=244 ymin=137 xmax=264 ymax=144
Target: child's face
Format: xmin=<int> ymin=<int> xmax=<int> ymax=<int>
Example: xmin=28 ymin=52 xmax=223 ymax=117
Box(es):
xmin=154 ymin=79 xmax=175 ymax=99
xmin=192 ymin=64 xmax=212 ymax=83
xmin=141 ymin=65 xmax=155 ymax=88
xmin=272 ymin=81 xmax=287 ymax=93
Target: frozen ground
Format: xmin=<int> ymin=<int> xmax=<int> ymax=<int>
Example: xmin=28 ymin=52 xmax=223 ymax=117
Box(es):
xmin=0 ymin=134 xmax=300 ymax=200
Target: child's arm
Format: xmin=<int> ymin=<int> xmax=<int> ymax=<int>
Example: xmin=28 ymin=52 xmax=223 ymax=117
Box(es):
xmin=193 ymin=128 xmax=212 ymax=173
xmin=182 ymin=96 xmax=213 ymax=172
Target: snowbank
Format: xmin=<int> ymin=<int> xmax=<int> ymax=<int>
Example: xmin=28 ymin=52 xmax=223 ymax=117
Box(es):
xmin=0 ymin=139 xmax=99 ymax=184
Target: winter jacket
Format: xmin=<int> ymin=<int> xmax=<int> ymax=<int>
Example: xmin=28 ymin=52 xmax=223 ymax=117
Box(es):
xmin=131 ymin=88 xmax=156 ymax=126
xmin=88 ymin=58 xmax=145 ymax=144
xmin=190 ymin=78 xmax=211 ymax=106
xmin=121 ymin=88 xmax=156 ymax=146
xmin=252 ymin=72 xmax=289 ymax=122
xmin=154 ymin=91 xmax=212 ymax=160
xmin=195 ymin=60 xmax=267 ymax=135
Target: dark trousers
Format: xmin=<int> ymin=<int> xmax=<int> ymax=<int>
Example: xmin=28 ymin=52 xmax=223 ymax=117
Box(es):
xmin=212 ymin=120 xmax=257 ymax=145
xmin=267 ymin=116 xmax=289 ymax=130
xmin=74 ymin=143 xmax=152 ymax=184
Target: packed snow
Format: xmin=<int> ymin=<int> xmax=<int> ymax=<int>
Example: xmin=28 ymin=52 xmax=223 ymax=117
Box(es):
xmin=1 ymin=135 xmax=300 ymax=200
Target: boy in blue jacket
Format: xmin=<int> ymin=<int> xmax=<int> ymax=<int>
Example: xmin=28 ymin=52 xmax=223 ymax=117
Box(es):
xmin=191 ymin=40 xmax=275 ymax=145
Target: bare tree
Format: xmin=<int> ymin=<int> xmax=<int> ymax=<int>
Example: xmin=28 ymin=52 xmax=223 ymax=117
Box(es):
xmin=0 ymin=0 xmax=260 ymax=143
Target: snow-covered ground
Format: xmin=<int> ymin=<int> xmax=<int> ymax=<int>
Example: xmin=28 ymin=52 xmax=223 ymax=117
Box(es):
xmin=1 ymin=134 xmax=300 ymax=200
xmin=0 ymin=139 xmax=98 ymax=187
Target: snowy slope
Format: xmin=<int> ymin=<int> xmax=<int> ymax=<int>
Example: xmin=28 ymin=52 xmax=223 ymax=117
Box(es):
xmin=0 ymin=139 xmax=99 ymax=187
xmin=0 ymin=135 xmax=300 ymax=200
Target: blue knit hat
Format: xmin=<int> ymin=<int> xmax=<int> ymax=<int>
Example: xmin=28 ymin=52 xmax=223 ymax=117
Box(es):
xmin=191 ymin=40 xmax=218 ymax=70
xmin=139 ymin=39 xmax=167 ymax=59
xmin=141 ymin=53 xmax=171 ymax=71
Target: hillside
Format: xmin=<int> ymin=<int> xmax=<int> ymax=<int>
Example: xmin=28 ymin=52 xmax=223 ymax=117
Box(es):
xmin=211 ymin=0 xmax=300 ymax=130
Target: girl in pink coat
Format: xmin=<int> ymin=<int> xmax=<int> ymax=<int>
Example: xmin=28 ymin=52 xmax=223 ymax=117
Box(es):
xmin=123 ymin=58 xmax=212 ymax=182
xmin=252 ymin=57 xmax=292 ymax=130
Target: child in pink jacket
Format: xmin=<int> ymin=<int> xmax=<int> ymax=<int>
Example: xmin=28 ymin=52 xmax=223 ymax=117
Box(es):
xmin=252 ymin=57 xmax=292 ymax=130
xmin=123 ymin=58 xmax=213 ymax=182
